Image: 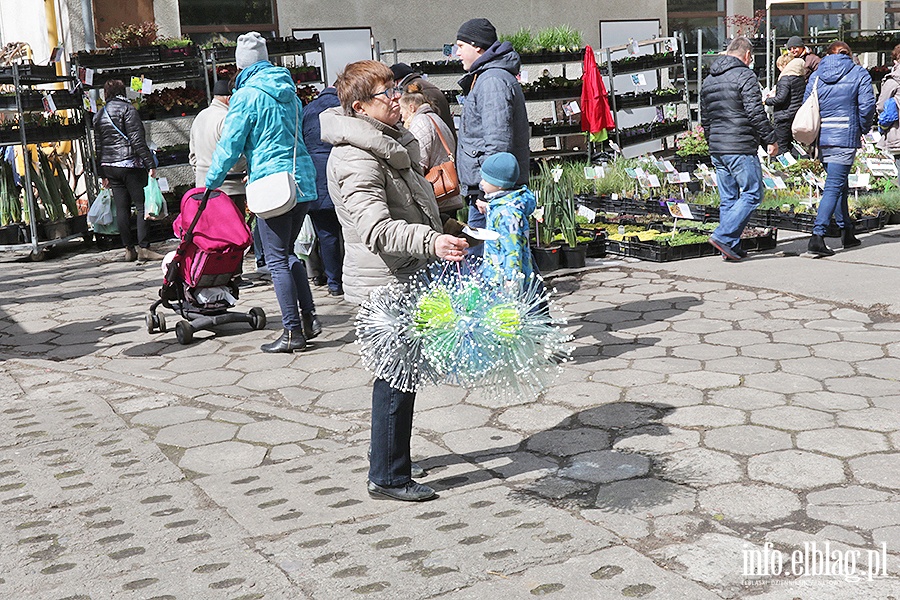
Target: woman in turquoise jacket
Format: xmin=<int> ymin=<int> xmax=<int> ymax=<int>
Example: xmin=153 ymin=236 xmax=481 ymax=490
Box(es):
xmin=206 ymin=32 xmax=320 ymax=353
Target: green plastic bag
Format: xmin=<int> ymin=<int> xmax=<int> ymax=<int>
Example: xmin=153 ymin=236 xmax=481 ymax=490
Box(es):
xmin=144 ymin=177 xmax=168 ymax=220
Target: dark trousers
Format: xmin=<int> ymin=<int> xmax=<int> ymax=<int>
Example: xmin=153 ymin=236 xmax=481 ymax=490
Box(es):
xmin=465 ymin=193 xmax=486 ymax=257
xmin=256 ymin=202 xmax=315 ymax=330
xmin=105 ymin=166 xmax=148 ymax=249
xmin=368 ymin=378 xmax=416 ymax=487
xmin=308 ymin=207 xmax=343 ymax=292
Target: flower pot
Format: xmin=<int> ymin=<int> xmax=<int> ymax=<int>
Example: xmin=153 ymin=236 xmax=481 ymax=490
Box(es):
xmin=560 ymin=245 xmax=587 ymax=268
xmin=0 ymin=224 xmax=21 ymax=244
xmin=531 ymin=246 xmax=560 ymax=273
xmin=887 ymin=212 xmax=900 ymax=225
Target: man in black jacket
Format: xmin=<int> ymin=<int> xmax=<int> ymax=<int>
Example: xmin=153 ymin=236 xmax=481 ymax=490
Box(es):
xmin=700 ymin=36 xmax=778 ymax=261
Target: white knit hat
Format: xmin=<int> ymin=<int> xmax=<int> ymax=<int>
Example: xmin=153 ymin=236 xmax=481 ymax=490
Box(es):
xmin=235 ymin=32 xmax=269 ymax=69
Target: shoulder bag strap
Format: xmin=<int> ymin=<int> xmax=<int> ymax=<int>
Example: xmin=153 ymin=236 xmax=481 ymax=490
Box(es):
xmin=103 ymin=106 xmax=129 ymax=141
xmin=426 ymin=114 xmax=454 ymax=162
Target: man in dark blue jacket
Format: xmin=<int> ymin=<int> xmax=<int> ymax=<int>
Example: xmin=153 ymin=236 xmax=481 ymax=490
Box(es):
xmin=302 ymin=87 xmax=344 ymax=295
xmin=456 ymin=18 xmax=529 ymax=256
xmin=700 ymin=36 xmax=778 ymax=261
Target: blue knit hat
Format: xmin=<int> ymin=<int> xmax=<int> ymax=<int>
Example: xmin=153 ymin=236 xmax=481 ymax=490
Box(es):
xmin=481 ymin=152 xmax=520 ymax=189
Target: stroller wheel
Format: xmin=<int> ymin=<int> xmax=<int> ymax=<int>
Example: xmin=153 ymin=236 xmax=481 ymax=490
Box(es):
xmin=175 ymin=321 xmax=194 ymax=345
xmin=249 ymin=307 xmax=267 ymax=330
xmin=157 ymin=313 xmax=167 ymax=333
xmin=146 ymin=313 xmax=156 ymax=334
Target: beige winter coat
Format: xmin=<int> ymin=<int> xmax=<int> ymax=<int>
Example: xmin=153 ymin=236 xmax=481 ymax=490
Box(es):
xmin=189 ymin=98 xmax=247 ymax=197
xmin=321 ymin=108 xmax=442 ymax=305
xmin=877 ymin=64 xmax=900 ymax=155
xmin=406 ymin=104 xmax=464 ymax=213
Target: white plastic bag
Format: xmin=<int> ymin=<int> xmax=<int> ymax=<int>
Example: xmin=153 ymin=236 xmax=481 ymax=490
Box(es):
xmin=87 ymin=188 xmax=114 ymax=226
xmin=293 ymin=214 xmax=316 ymax=258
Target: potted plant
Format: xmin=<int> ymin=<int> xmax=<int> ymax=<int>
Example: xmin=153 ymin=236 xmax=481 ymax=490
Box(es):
xmin=674 ymin=125 xmax=709 ymax=172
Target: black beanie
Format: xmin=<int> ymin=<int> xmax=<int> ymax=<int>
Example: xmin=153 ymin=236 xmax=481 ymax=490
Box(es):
xmin=456 ymin=18 xmax=497 ymax=50
xmin=390 ymin=63 xmax=415 ymax=82
xmin=212 ymin=79 xmax=232 ymax=96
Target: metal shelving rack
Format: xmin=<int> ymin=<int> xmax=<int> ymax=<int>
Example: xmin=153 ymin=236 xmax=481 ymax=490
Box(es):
xmin=0 ymin=62 xmax=94 ymax=259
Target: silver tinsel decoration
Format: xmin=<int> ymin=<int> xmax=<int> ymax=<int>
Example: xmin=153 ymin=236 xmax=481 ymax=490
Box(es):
xmin=355 ymin=256 xmax=573 ymax=398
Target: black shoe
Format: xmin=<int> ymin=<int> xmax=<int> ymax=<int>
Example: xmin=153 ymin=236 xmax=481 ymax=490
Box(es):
xmin=301 ymin=312 xmax=322 ymax=340
xmin=709 ymin=236 xmax=741 ymax=261
xmin=328 ymin=287 xmax=344 ymax=297
xmin=367 ymin=480 xmax=436 ymax=502
xmin=841 ymin=228 xmax=861 ymax=249
xmin=261 ymin=328 xmax=306 ymax=353
xmin=313 ymin=275 xmax=327 ymax=286
xmin=808 ymin=234 xmax=835 ymax=257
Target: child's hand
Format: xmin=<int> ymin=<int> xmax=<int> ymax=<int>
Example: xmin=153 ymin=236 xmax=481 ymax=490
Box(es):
xmin=475 ymin=199 xmax=489 ymax=215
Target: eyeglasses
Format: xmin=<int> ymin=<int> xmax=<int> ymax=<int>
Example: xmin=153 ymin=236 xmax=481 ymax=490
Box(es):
xmin=371 ymin=86 xmax=403 ymax=100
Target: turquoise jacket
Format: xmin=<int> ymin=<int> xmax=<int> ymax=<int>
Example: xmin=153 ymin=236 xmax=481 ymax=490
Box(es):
xmin=205 ymin=61 xmax=317 ymax=202
xmin=481 ymin=185 xmax=536 ymax=283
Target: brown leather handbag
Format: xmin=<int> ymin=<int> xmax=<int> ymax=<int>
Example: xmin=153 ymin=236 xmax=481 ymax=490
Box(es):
xmin=424 ymin=115 xmax=460 ymax=201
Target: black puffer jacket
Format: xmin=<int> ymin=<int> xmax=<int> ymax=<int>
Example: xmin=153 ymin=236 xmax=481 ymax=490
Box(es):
xmin=765 ymin=76 xmax=805 ymax=124
xmin=700 ymin=55 xmax=775 ymax=154
xmin=93 ymin=97 xmax=154 ymax=174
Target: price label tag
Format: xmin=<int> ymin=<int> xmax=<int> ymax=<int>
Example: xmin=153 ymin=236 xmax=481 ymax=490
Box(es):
xmin=594 ymin=165 xmax=605 ymax=179
xmin=776 ymin=153 xmax=797 ymax=167
xmin=848 ymin=173 xmax=870 ymax=188
xmin=666 ymin=172 xmax=691 ymax=184
xmin=519 ymin=70 xmax=529 ymax=83
xmin=157 ymin=177 xmax=170 ymax=192
xmin=42 ymin=93 xmax=57 ymax=113
xmin=630 ymin=73 xmax=647 ymax=87
xmin=609 ymin=141 xmax=621 ymax=154
xmin=532 ymin=206 xmax=545 ymax=223
xmin=141 ymin=78 xmax=154 ymax=95
xmin=83 ymin=68 xmax=94 ymax=86
xmin=655 ymin=160 xmax=675 ymax=173
xmin=584 ymin=166 xmax=597 ymax=179
xmin=577 ymin=205 xmax=597 ymax=221
xmin=551 ymin=167 xmax=563 ymax=183
xmin=666 ymin=201 xmax=694 ymax=219
xmin=130 ymin=76 xmax=143 ymax=92
xmin=627 ymin=38 xmax=640 ymax=55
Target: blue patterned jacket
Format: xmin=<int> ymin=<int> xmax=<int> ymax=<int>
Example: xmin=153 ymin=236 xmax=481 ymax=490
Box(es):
xmin=481 ymin=186 xmax=536 ymax=283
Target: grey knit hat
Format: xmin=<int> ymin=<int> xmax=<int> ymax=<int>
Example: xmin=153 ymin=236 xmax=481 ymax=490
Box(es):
xmin=235 ymin=32 xmax=269 ymax=69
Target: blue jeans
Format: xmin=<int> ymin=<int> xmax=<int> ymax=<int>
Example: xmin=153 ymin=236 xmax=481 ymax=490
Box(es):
xmin=256 ymin=202 xmax=315 ymax=330
xmin=467 ymin=204 xmax=486 ymax=257
xmin=308 ymin=208 xmax=343 ymax=292
xmin=369 ymin=378 xmax=416 ymax=487
xmin=252 ymin=219 xmax=265 ymax=267
xmin=814 ymin=161 xmax=852 ymax=236
xmin=710 ymin=154 xmax=764 ymax=250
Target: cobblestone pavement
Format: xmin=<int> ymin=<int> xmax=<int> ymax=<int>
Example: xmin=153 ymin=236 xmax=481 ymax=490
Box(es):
xmin=2 ymin=244 xmax=900 ymax=599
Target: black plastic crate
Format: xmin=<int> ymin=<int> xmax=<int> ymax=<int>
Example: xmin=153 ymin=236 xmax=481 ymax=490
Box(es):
xmin=739 ymin=228 xmax=778 ymax=252
xmin=606 ymin=238 xmax=717 ymax=262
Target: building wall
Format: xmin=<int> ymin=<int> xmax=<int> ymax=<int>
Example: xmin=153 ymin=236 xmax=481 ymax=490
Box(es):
xmin=274 ymin=0 xmax=668 ymax=52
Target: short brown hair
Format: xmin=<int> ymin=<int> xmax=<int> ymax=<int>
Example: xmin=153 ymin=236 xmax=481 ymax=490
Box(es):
xmin=827 ymin=41 xmax=851 ymax=56
xmin=103 ymin=79 xmax=126 ymax=101
xmin=891 ymin=43 xmax=900 ymax=63
xmin=335 ymin=60 xmax=394 ymax=115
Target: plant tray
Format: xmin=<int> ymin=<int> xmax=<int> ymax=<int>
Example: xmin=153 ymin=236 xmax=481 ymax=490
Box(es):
xmin=0 ymin=224 xmax=21 ymax=244
xmin=618 ymin=120 xmax=689 ymax=146
xmin=0 ymin=91 xmax=83 ymax=112
xmin=606 ymin=238 xmax=718 ymax=262
xmin=75 ymin=47 xmax=163 ymax=68
xmin=520 ymin=50 xmax=584 ymax=64
xmin=0 ymin=64 xmax=59 ymax=84
xmin=88 ymin=61 xmax=205 ymax=88
xmin=0 ymin=122 xmax=85 ymax=145
xmin=523 ymin=85 xmax=583 ymax=102
xmin=411 ymin=61 xmax=465 ymax=75
xmin=531 ymin=122 xmax=582 ymax=137
xmin=739 ymin=228 xmax=778 ymax=252
xmin=773 ymin=211 xmax=886 ymax=236
xmin=159 ymin=45 xmax=199 ymax=61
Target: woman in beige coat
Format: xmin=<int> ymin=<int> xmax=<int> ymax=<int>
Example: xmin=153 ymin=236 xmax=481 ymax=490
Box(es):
xmin=321 ymin=60 xmax=468 ymax=502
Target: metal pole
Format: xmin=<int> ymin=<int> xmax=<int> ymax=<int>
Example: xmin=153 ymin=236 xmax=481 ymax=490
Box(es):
xmin=766 ymin=6 xmax=772 ymax=91
xmin=81 ymin=0 xmax=96 ymax=51
xmin=604 ymin=48 xmax=621 ymax=150
xmin=13 ymin=65 xmax=40 ymax=256
xmin=697 ymin=29 xmax=703 ymax=124
xmin=392 ymin=39 xmax=398 ymax=65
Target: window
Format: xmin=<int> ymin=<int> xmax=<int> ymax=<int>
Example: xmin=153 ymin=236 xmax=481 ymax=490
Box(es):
xmin=179 ymin=0 xmax=276 ymax=43
xmin=754 ymin=0 xmax=860 ymax=38
xmin=668 ymin=0 xmax=726 ymax=53
xmin=887 ymin=1 xmax=900 ymax=30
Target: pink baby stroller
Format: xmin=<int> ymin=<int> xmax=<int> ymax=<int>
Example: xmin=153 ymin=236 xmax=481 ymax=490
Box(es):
xmin=147 ymin=187 xmax=266 ymax=344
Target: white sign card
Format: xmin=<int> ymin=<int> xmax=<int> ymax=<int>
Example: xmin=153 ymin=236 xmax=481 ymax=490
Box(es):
xmin=628 ymin=38 xmax=640 ymax=55
xmin=532 ymin=206 xmax=544 ymax=222
xmin=666 ymin=172 xmax=692 ymax=184
xmin=865 ymin=158 xmax=898 ymax=177
xmin=519 ymin=70 xmax=529 ymax=83
xmin=803 ymin=172 xmax=825 ymax=189
xmin=631 ymin=73 xmax=647 ymax=87
xmin=84 ymin=68 xmax=94 ymax=86
xmin=847 ymin=173 xmax=871 ymax=188
xmin=42 ymin=94 xmax=57 ymax=113
xmin=584 ymin=166 xmax=597 ymax=179
xmin=141 ymin=78 xmax=153 ymax=95
xmin=562 ymin=100 xmax=581 ymax=116
xmin=700 ymin=171 xmax=717 ymax=187
xmin=666 ymin=201 xmax=694 ymax=219
xmin=655 ymin=160 xmax=676 ymax=173
xmin=577 ymin=205 xmax=597 ymax=221
xmin=593 ymin=165 xmax=605 ymax=179
xmin=776 ymin=153 xmax=797 ymax=167
xmin=608 ymin=141 xmax=621 ymax=154
xmin=157 ymin=177 xmax=170 ymax=192
xmin=551 ymin=167 xmax=563 ymax=182
xmin=638 ymin=174 xmax=660 ymax=188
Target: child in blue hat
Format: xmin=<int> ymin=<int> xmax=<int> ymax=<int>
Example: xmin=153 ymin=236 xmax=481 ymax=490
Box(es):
xmin=475 ymin=152 xmax=537 ymax=284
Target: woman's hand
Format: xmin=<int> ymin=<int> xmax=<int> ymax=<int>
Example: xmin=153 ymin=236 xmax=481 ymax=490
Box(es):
xmin=475 ymin=199 xmax=489 ymax=215
xmin=435 ymin=234 xmax=469 ymax=262
xmin=101 ymin=178 xmax=109 ymax=189
xmin=148 ymin=168 xmax=157 ymax=178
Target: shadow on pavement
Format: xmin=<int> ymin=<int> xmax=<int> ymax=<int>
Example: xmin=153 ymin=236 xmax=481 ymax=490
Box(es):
xmin=421 ymin=401 xmax=683 ymax=512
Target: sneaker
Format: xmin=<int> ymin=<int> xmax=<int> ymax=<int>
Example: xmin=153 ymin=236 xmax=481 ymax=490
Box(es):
xmin=367 ymin=480 xmax=436 ymax=502
xmin=708 ymin=236 xmax=742 ymax=261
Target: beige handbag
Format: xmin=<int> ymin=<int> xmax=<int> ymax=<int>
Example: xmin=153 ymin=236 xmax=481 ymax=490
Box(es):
xmin=792 ymin=77 xmax=821 ymax=146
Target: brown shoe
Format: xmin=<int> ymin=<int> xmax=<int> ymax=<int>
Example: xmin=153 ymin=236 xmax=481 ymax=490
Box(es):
xmin=124 ymin=247 xmax=138 ymax=262
xmin=137 ymin=247 xmax=165 ymax=261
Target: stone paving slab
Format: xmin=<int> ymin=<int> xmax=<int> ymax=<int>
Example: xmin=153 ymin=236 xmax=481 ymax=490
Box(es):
xmin=259 ymin=484 xmax=618 ymax=599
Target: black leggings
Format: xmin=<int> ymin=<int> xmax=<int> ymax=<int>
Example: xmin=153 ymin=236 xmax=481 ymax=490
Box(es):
xmin=104 ymin=166 xmax=149 ymax=249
